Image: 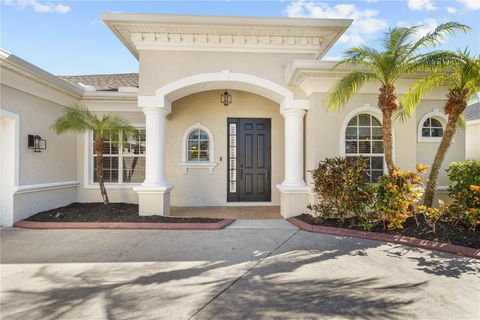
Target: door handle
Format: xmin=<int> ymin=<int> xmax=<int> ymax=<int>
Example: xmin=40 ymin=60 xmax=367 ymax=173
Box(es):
xmin=240 ymin=169 xmax=243 ymax=180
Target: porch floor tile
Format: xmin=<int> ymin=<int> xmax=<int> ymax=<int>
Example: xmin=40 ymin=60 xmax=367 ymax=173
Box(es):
xmin=170 ymin=206 xmax=282 ymax=220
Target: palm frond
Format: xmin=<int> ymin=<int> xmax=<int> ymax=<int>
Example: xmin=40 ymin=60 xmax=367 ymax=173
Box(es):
xmin=399 ymin=74 xmax=447 ymax=121
xmin=51 ymin=105 xmax=95 ymax=135
xmin=409 ymin=22 xmax=470 ymax=54
xmin=326 ymin=72 xmax=377 ymax=111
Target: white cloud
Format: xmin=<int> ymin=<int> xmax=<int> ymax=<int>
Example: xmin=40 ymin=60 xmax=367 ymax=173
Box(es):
xmin=399 ymin=18 xmax=440 ymax=40
xmin=366 ymin=0 xmax=378 ymax=3
xmin=446 ymin=6 xmax=458 ymax=13
xmin=457 ymin=0 xmax=480 ymax=10
xmin=285 ymin=0 xmax=388 ymax=46
xmin=407 ymin=0 xmax=437 ymax=11
xmin=4 ymin=0 xmax=70 ymax=14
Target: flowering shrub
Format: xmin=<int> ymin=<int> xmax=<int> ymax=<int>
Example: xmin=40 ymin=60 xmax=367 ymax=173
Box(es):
xmin=308 ymin=157 xmax=374 ymax=225
xmin=417 ymin=200 xmax=448 ymax=234
xmin=372 ymin=169 xmax=424 ymax=229
xmin=447 ymin=160 xmax=480 ymax=230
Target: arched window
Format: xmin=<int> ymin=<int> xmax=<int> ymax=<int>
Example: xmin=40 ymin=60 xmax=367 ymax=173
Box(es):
xmin=179 ymin=123 xmax=217 ymax=173
xmin=418 ymin=109 xmax=447 ymax=142
xmin=421 ymin=118 xmax=443 ymax=138
xmin=187 ymin=129 xmax=209 ymax=162
xmin=345 ymin=113 xmax=384 ymax=182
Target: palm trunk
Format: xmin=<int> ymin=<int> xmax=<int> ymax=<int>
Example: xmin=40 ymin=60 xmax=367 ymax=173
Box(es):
xmin=382 ymin=111 xmax=395 ymax=173
xmin=423 ymin=90 xmax=468 ymax=207
xmin=95 ymin=139 xmax=110 ymax=204
xmin=423 ymin=115 xmax=458 ymax=207
xmin=378 ymin=85 xmax=397 ymax=173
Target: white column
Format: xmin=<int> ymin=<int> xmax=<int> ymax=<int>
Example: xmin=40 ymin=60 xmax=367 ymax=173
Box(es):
xmin=282 ymin=108 xmax=307 ymax=187
xmin=143 ymin=107 xmax=169 ymax=187
xmin=134 ymin=107 xmax=172 ymax=216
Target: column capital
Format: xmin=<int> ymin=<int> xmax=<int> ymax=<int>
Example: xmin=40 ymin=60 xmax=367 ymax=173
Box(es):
xmin=281 ymin=108 xmax=306 ymax=118
xmin=142 ymin=107 xmax=170 ymax=117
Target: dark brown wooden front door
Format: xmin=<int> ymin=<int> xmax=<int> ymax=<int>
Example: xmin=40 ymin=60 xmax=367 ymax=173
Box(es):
xmin=227 ymin=118 xmax=271 ymax=202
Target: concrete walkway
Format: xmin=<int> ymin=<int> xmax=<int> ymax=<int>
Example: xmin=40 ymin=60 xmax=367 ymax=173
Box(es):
xmin=1 ymin=223 xmax=479 ymax=320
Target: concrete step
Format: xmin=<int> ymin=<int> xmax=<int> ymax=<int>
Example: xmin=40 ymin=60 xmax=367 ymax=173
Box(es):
xmin=226 ymin=219 xmax=298 ymax=229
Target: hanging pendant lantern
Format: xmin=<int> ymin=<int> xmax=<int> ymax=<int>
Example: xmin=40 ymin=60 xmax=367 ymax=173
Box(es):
xmin=220 ymin=90 xmax=232 ymax=107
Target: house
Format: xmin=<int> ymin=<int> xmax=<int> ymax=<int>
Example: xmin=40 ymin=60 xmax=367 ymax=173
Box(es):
xmin=466 ymin=102 xmax=480 ymax=160
xmin=0 ymin=13 xmax=466 ymax=227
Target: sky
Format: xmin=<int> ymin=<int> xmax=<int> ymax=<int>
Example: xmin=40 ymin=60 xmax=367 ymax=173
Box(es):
xmin=1 ymin=0 xmax=479 ymax=76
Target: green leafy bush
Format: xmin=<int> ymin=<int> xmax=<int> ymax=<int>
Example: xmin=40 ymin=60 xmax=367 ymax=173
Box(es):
xmin=308 ymin=157 xmax=374 ymax=226
xmin=372 ymin=169 xmax=424 ymax=229
xmin=447 ymin=160 xmax=480 ymax=230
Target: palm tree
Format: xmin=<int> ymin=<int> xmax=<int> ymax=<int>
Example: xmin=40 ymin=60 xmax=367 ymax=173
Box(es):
xmin=327 ymin=22 xmax=469 ymax=173
xmin=52 ymin=105 xmax=137 ymax=204
xmin=400 ymin=50 xmax=480 ymax=207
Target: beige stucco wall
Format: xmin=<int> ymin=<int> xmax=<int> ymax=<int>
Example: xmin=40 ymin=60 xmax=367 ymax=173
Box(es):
xmin=1 ymin=82 xmax=78 ymax=224
xmin=76 ymin=90 xmax=284 ymax=206
xmin=1 ymin=85 xmax=77 ymax=185
xmin=466 ymin=120 xmax=480 ymax=160
xmin=139 ymin=51 xmax=311 ymax=96
xmin=305 ymin=92 xmax=465 ymax=188
xmin=167 ymin=90 xmax=284 ymax=206
xmin=416 ymin=103 xmax=466 ymax=186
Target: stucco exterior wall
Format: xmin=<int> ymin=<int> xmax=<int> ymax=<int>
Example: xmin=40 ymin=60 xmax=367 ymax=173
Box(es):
xmin=466 ymin=120 xmax=480 ymax=160
xmin=416 ymin=103 xmax=466 ymax=186
xmin=305 ymin=91 xmax=465 ymax=188
xmin=0 ymin=82 xmax=78 ymax=224
xmin=167 ymin=90 xmax=284 ymax=206
xmin=76 ymin=90 xmax=284 ymax=206
xmin=139 ymin=51 xmax=311 ymax=96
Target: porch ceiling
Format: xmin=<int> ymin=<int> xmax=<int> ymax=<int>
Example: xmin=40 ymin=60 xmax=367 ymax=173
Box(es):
xmin=102 ymin=13 xmax=351 ymax=59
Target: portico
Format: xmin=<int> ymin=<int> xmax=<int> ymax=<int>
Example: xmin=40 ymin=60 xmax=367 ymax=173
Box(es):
xmin=100 ymin=12 xmax=352 ymax=218
xmin=134 ymin=70 xmax=310 ymax=218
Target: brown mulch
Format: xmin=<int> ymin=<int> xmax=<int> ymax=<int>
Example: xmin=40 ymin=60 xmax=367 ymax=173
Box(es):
xmin=297 ymin=213 xmax=480 ymax=249
xmin=26 ymin=202 xmax=222 ymax=223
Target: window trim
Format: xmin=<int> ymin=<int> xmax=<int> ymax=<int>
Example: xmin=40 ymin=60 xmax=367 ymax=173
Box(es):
xmin=179 ymin=122 xmax=217 ymax=174
xmin=418 ymin=109 xmax=447 ymax=143
xmin=84 ymin=123 xmax=146 ymax=189
xmin=339 ymin=105 xmax=395 ymax=179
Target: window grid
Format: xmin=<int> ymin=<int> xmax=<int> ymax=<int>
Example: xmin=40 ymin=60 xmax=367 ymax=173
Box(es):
xmin=345 ymin=114 xmax=384 ymax=182
xmin=422 ymin=118 xmax=443 ymax=138
xmin=92 ymin=128 xmax=146 ymax=184
xmin=187 ymin=129 xmax=210 ymax=162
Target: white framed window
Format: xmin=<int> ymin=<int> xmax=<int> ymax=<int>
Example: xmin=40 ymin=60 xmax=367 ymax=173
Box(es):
xmin=344 ymin=113 xmax=385 ymax=182
xmin=179 ymin=122 xmax=217 ymax=173
xmin=418 ymin=109 xmax=447 ymax=142
xmin=88 ymin=127 xmax=146 ymax=186
xmin=187 ymin=129 xmax=210 ymax=162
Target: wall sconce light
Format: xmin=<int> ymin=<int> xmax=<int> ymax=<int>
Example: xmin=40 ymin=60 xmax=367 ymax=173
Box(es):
xmin=220 ymin=90 xmax=232 ymax=107
xmin=28 ymin=134 xmax=47 ymax=152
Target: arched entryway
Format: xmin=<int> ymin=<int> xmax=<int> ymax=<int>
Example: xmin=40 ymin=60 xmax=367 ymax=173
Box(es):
xmin=134 ymin=71 xmax=310 ymax=218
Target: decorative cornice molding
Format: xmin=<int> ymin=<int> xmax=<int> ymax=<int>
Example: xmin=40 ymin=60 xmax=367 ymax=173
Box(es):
xmin=102 ymin=13 xmax=351 ymax=59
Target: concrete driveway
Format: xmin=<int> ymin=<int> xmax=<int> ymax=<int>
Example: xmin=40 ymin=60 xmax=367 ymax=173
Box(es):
xmin=1 ymin=220 xmax=479 ymax=320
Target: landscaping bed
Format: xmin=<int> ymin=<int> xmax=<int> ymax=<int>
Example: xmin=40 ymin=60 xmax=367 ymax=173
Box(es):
xmin=25 ymin=202 xmax=222 ymax=223
xmin=296 ymin=213 xmax=480 ymax=249
xmin=17 ymin=202 xmax=234 ymax=230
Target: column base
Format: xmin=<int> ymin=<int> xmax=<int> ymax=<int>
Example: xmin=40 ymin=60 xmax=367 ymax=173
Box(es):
xmin=277 ymin=184 xmax=312 ymax=219
xmin=133 ymin=185 xmax=173 ymax=216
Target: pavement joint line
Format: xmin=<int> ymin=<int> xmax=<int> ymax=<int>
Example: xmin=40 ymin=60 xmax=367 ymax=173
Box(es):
xmin=187 ymin=229 xmax=300 ymax=320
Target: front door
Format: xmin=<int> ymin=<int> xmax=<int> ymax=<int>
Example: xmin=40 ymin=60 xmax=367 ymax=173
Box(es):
xmin=227 ymin=118 xmax=271 ymax=202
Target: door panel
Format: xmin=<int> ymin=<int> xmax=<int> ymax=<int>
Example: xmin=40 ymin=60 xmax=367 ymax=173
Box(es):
xmin=228 ymin=118 xmax=271 ymax=202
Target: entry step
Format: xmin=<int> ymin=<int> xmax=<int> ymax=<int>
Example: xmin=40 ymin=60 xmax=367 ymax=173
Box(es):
xmin=227 ymin=219 xmax=298 ymax=229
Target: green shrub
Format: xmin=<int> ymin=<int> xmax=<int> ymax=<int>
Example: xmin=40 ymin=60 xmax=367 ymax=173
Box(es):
xmin=308 ymin=157 xmax=374 ymax=226
xmin=447 ymin=160 xmax=480 ymax=230
xmin=372 ymin=169 xmax=424 ymax=230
